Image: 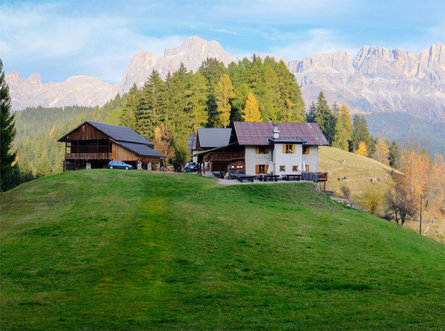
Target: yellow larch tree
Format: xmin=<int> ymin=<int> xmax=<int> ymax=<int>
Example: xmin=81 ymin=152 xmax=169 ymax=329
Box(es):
xmin=242 ymin=92 xmax=262 ymax=122
xmin=355 ymin=141 xmax=368 ymax=156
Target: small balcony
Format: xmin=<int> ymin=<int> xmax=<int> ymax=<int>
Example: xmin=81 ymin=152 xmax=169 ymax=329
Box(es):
xmin=65 ymin=153 xmax=111 ymax=160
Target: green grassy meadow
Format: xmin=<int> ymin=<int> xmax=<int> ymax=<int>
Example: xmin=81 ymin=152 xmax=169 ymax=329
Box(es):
xmin=1 ymin=170 xmax=444 ymax=330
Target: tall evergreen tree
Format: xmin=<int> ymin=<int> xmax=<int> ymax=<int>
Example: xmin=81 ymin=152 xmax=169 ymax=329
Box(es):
xmin=352 ymin=114 xmax=373 ymax=153
xmin=388 ymin=140 xmax=400 ymax=169
xmin=306 ymin=101 xmax=316 ymax=122
xmin=332 ymin=104 xmax=353 ymax=151
xmin=314 ymin=92 xmax=336 ymax=144
xmin=242 ymin=92 xmax=262 ymax=122
xmin=214 ymin=74 xmax=234 ymax=127
xmin=274 ymin=60 xmax=305 ymax=122
xmin=139 ymin=70 xmax=165 ymax=139
xmin=164 ymin=65 xmax=189 ymax=164
xmin=198 ymin=58 xmax=226 ymax=87
xmin=0 ymin=59 xmax=17 ymax=191
xmin=186 ymin=71 xmax=208 ymax=131
xmin=120 ymin=84 xmax=140 ymax=132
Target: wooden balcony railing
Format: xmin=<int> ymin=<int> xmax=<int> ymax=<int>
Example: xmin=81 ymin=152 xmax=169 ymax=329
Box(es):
xmin=205 ymin=152 xmax=244 ymax=161
xmin=65 ymin=153 xmax=111 ymax=160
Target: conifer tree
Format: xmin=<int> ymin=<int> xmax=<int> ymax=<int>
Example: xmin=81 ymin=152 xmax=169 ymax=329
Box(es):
xmin=214 ymin=74 xmax=234 ymax=127
xmin=388 ymin=140 xmax=400 ymax=169
xmin=332 ymin=104 xmax=353 ymax=151
xmin=274 ymin=60 xmax=305 ymax=122
xmin=306 ymin=101 xmax=316 ymax=122
xmin=352 ymin=114 xmax=373 ymax=152
xmin=314 ymin=92 xmax=336 ymax=144
xmin=120 ymin=84 xmax=140 ymax=132
xmin=242 ymin=92 xmax=262 ymax=122
xmin=186 ymin=72 xmax=208 ymax=131
xmin=0 ymin=59 xmax=17 ymax=191
xmin=164 ymin=65 xmax=190 ymax=164
xmin=260 ymin=65 xmax=280 ymax=121
xmin=139 ymin=70 xmax=165 ymax=139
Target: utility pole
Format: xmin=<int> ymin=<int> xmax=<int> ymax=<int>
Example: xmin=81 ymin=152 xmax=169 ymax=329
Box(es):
xmin=419 ymin=195 xmax=423 ymax=235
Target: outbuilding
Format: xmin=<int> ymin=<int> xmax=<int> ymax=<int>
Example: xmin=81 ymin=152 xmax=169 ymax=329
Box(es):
xmin=58 ymin=121 xmax=165 ymax=170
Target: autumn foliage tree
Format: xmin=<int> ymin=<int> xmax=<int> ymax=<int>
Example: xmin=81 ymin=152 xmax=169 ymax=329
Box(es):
xmin=355 ymin=142 xmax=368 ymax=156
xmin=372 ymin=137 xmax=390 ymax=165
xmin=214 ymin=74 xmax=234 ymax=127
xmin=242 ymin=92 xmax=262 ymax=122
xmin=385 ymin=149 xmax=433 ymax=226
xmin=153 ymin=124 xmax=175 ymax=164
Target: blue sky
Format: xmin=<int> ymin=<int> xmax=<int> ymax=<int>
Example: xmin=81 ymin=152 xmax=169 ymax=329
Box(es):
xmin=1 ymin=0 xmax=444 ymax=83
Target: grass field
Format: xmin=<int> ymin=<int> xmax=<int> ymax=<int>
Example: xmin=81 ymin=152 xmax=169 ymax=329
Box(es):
xmin=319 ymin=146 xmax=398 ymax=197
xmin=1 ymin=170 xmax=444 ymax=330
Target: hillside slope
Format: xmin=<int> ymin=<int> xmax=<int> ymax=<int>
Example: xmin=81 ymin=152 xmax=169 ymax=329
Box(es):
xmin=319 ymin=146 xmax=398 ymax=197
xmin=319 ymin=146 xmax=445 ymax=243
xmin=1 ymin=171 xmax=444 ymax=330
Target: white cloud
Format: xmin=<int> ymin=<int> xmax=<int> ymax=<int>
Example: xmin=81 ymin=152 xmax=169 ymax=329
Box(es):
xmin=0 ymin=2 xmax=186 ymax=82
xmin=270 ymin=29 xmax=357 ymax=60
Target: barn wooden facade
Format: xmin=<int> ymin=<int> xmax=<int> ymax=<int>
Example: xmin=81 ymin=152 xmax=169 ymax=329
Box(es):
xmin=58 ymin=121 xmax=165 ymax=170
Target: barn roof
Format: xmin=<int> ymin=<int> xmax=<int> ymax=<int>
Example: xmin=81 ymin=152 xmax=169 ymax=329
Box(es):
xmin=58 ymin=121 xmax=165 ymax=158
xmin=58 ymin=121 xmax=154 ymax=146
xmin=197 ymin=128 xmax=232 ymax=148
xmin=233 ymin=122 xmax=329 ymax=146
xmin=116 ymin=142 xmax=165 ymax=158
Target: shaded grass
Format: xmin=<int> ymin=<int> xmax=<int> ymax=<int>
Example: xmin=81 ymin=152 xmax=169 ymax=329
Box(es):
xmin=1 ymin=170 xmax=444 ymax=330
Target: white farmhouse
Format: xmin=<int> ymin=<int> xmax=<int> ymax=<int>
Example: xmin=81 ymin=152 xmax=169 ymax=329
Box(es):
xmin=190 ymin=121 xmax=329 ymax=178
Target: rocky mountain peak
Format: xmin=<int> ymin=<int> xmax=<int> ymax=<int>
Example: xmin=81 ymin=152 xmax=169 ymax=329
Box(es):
xmin=121 ymin=36 xmax=234 ymax=93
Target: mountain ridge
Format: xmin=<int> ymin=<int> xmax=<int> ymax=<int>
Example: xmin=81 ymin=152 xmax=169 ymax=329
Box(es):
xmin=5 ymin=36 xmax=445 ymax=123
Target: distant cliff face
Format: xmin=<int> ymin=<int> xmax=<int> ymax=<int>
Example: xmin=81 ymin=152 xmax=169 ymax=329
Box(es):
xmin=5 ymin=72 xmax=120 ymax=110
xmin=121 ymin=36 xmax=234 ymax=93
xmin=5 ymin=37 xmax=445 ymax=123
xmin=286 ymin=43 xmax=445 ymax=122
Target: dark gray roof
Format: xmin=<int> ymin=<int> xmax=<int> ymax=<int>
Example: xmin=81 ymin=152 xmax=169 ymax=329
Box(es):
xmin=87 ymin=121 xmax=153 ymax=146
xmin=188 ymin=133 xmax=197 ymax=150
xmin=197 ymin=128 xmax=232 ymax=148
xmin=116 ymin=142 xmax=165 ymax=158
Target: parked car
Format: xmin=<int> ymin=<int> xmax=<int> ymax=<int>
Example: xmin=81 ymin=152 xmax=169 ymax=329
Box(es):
xmin=108 ymin=160 xmax=133 ymax=170
xmin=184 ymin=161 xmax=198 ymax=172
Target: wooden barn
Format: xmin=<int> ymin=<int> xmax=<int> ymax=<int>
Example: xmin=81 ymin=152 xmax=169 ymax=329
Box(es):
xmin=58 ymin=121 xmax=165 ymax=171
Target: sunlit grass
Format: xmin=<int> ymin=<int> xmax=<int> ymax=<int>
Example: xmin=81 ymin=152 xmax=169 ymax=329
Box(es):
xmin=1 ymin=170 xmax=443 ymax=330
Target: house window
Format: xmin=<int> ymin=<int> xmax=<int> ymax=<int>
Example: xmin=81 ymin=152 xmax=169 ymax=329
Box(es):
xmin=283 ymin=144 xmax=295 ymax=154
xmin=280 ymin=165 xmax=286 ymax=172
xmin=305 ymin=164 xmax=310 ymax=172
xmin=256 ymin=164 xmax=268 ymax=174
xmin=292 ymin=165 xmax=298 ymax=172
xmin=303 ymin=146 xmax=310 ymax=154
xmin=256 ymin=146 xmax=269 ymax=154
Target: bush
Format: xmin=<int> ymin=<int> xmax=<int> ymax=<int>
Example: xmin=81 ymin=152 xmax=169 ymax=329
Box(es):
xmin=340 ymin=185 xmax=351 ymax=199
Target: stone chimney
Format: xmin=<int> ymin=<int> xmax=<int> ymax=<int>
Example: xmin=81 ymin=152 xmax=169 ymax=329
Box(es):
xmin=273 ymin=124 xmax=280 ymax=139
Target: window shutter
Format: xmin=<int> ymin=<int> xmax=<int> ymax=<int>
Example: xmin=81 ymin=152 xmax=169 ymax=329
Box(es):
xmin=256 ymin=147 xmax=259 ymax=154
xmin=292 ymin=144 xmax=295 ymax=153
xmin=265 ymin=165 xmax=269 ymax=173
xmin=283 ymin=144 xmax=286 ymax=154
xmin=256 ymin=165 xmax=259 ymax=174
xmin=306 ymin=164 xmax=310 ymax=172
